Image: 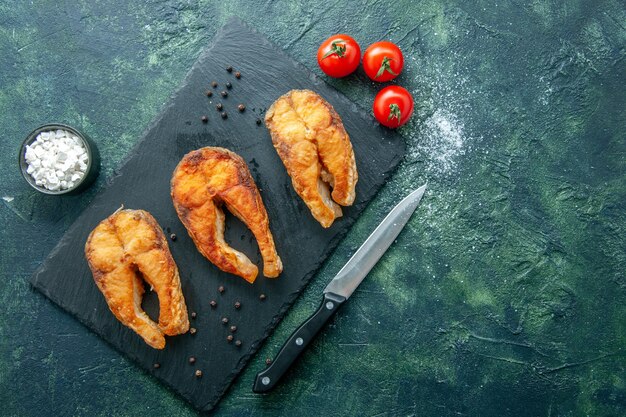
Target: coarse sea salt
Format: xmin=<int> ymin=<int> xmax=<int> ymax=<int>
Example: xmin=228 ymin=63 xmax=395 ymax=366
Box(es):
xmin=24 ymin=129 xmax=88 ymax=191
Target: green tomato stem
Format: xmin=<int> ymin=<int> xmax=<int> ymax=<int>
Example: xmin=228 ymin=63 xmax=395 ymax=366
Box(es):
xmin=387 ymin=103 xmax=401 ymax=123
xmin=375 ymin=56 xmax=399 ymax=78
xmin=322 ymin=39 xmax=347 ymax=59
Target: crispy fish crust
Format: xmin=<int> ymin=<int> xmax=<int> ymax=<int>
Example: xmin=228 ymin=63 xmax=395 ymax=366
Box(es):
xmin=85 ymin=209 xmax=189 ymax=349
xmin=171 ymin=147 xmax=282 ymax=283
xmin=265 ymin=89 xmax=358 ymax=228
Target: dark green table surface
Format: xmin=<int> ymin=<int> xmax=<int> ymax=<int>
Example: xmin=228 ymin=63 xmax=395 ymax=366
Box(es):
xmin=1 ymin=1 xmax=625 ymax=416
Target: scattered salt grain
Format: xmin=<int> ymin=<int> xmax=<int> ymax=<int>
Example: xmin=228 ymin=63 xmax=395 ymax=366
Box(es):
xmin=426 ymin=111 xmax=464 ymax=169
xmin=412 ymin=110 xmax=466 ymax=176
xmin=24 ymin=129 xmax=88 ymax=191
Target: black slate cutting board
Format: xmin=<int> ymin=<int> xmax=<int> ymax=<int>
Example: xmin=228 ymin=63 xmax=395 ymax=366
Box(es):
xmin=30 ymin=18 xmax=404 ymax=412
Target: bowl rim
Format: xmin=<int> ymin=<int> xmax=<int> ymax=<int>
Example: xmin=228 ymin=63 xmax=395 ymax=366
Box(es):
xmin=19 ymin=123 xmax=96 ymax=195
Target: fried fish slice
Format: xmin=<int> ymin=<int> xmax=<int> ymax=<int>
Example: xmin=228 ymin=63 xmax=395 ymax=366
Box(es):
xmin=85 ymin=209 xmax=189 ymax=349
xmin=171 ymin=147 xmax=282 ymax=283
xmin=265 ymin=89 xmax=358 ymax=228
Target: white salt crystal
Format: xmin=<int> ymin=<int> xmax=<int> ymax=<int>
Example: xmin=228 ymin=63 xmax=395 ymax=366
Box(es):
xmin=58 ymin=142 xmax=69 ymax=153
xmin=24 ymin=146 xmax=36 ymax=161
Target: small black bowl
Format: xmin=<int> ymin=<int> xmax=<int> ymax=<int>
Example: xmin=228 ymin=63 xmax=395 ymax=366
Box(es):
xmin=19 ymin=123 xmax=100 ymax=195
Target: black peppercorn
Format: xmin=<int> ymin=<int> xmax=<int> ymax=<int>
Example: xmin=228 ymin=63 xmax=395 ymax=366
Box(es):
xmin=206 ymin=90 xmax=213 ymax=97
xmin=237 ymin=104 xmax=245 ymax=112
xmin=211 ymin=81 xmax=218 ymax=88
xmin=265 ymin=358 xmax=272 ymax=366
xmin=221 ymin=90 xmax=228 ymax=98
xmin=188 ymin=356 xmax=196 ymax=364
xmin=226 ymin=82 xmax=232 ymax=89
xmin=195 ymin=369 xmax=202 ymax=378
xmin=218 ymin=285 xmax=225 ymax=293
xmin=191 ymin=312 xmax=197 ymax=319
xmin=235 ymin=340 xmax=242 ymax=347
xmin=259 ymin=293 xmax=266 ymax=301
xmin=256 ymin=118 xmax=262 ymax=125
xmin=230 ymin=325 xmax=237 ymax=333
xmin=170 ymin=233 xmax=177 ymax=241
xmin=216 ymin=103 xmax=223 ymax=111
xmin=226 ymin=66 xmax=233 ymax=72
xmin=221 ymin=317 xmax=229 ymax=325
xmin=210 ymin=300 xmax=217 ymax=308
xmin=221 ymin=112 xmax=228 ymax=119
xmin=190 ymin=327 xmax=197 ymax=335
xmin=234 ymin=71 xmax=241 ymax=79
xmin=227 ymin=335 xmax=234 ymax=342
xmin=201 ymin=116 xmax=208 ymax=123
xmin=153 ymin=362 xmax=161 ymax=369
xmin=234 ymin=301 xmax=241 ymax=309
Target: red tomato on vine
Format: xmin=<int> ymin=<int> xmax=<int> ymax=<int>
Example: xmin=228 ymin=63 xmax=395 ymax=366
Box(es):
xmin=373 ymin=86 xmax=414 ymax=128
xmin=317 ymin=34 xmax=361 ymax=78
xmin=363 ymin=41 xmax=404 ymax=82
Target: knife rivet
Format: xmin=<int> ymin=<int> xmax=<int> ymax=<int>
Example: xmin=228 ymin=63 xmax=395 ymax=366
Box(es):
xmin=295 ymin=337 xmax=303 ymax=346
xmin=262 ymin=376 xmax=271 ymax=385
xmin=325 ymin=301 xmax=334 ymax=310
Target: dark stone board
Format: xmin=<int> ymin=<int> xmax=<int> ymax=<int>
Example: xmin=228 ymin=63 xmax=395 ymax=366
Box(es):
xmin=29 ymin=18 xmax=404 ymax=412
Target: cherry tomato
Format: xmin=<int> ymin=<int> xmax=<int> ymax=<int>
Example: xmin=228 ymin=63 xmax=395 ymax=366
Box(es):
xmin=363 ymin=41 xmax=404 ymax=82
xmin=317 ymin=34 xmax=361 ymax=78
xmin=373 ymin=86 xmax=414 ymax=128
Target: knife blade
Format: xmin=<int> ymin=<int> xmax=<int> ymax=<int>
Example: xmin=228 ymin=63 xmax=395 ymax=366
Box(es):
xmin=253 ymin=184 xmax=427 ymax=393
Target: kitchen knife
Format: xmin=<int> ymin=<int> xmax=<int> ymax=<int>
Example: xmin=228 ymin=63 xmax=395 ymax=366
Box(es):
xmin=253 ymin=184 xmax=427 ymax=393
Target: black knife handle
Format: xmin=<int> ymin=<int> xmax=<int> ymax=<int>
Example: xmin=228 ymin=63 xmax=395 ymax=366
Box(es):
xmin=253 ymin=292 xmax=346 ymax=393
